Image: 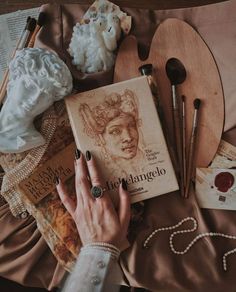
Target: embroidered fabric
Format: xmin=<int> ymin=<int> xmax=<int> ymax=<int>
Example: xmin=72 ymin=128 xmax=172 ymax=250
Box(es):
xmin=0 ymin=102 xmax=63 ymax=217
xmin=0 ymin=101 xmax=81 ymax=271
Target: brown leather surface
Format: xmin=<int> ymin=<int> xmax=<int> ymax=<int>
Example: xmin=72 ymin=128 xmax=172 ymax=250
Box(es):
xmin=0 ymin=1 xmax=228 ymax=15
xmin=0 ymin=1 xmax=236 ymax=291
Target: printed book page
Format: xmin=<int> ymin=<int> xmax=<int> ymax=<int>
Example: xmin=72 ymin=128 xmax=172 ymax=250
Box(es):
xmin=210 ymin=139 xmax=236 ymax=169
xmin=0 ymin=7 xmax=40 ymax=81
xmin=196 ymin=140 xmax=236 ymax=210
xmin=196 ymin=168 xmax=236 ymax=210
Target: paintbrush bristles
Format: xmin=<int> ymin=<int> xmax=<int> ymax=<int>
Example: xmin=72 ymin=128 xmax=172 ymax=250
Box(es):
xmin=37 ymin=12 xmax=47 ymax=26
xmin=27 ymin=13 xmax=47 ymax=48
xmin=26 ymin=16 xmax=31 ymax=26
xmin=27 ymin=18 xmax=37 ymax=32
xmin=194 ymin=98 xmax=201 ymax=109
xmin=165 ymin=57 xmax=187 ymax=85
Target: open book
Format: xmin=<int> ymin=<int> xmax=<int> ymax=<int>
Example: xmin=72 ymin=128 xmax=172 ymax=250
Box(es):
xmin=0 ymin=7 xmax=39 ymax=81
xmin=65 ymin=76 xmax=178 ymax=204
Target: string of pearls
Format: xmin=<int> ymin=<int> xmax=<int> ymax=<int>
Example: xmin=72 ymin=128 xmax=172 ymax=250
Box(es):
xmin=143 ymin=216 xmax=236 ymax=271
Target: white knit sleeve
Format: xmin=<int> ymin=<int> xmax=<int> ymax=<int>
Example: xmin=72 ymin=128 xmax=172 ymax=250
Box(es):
xmin=62 ymin=244 xmax=122 ymax=292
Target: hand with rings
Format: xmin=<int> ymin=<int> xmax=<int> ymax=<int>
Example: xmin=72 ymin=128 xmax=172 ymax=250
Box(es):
xmin=56 ymin=149 xmax=131 ymax=249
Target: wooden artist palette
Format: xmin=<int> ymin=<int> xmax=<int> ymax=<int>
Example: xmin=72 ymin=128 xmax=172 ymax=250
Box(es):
xmin=114 ymin=18 xmax=224 ymax=167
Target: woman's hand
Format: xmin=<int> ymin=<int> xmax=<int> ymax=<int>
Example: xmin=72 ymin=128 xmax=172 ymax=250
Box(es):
xmin=56 ymin=150 xmax=130 ymax=249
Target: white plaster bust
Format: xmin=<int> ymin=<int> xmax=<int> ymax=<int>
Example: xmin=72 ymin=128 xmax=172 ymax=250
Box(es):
xmin=0 ymin=48 xmax=73 ymax=153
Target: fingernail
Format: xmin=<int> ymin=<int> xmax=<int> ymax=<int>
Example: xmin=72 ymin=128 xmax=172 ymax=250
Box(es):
xmin=75 ymin=149 xmax=80 ymax=160
xmin=121 ymin=178 xmax=127 ymax=190
xmin=55 ymin=176 xmax=60 ymax=185
xmin=86 ymin=150 xmax=91 ymax=161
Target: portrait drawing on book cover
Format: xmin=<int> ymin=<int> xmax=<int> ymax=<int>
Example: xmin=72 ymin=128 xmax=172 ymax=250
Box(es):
xmin=66 ymin=76 xmax=178 ymax=203
xmin=79 ymin=88 xmax=148 ymax=179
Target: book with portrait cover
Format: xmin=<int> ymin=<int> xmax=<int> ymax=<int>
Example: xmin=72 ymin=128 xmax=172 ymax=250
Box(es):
xmin=65 ymin=76 xmax=179 ymax=204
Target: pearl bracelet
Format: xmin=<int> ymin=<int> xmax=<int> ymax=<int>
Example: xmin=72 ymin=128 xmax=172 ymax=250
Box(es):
xmin=143 ymin=216 xmax=236 ymax=271
xmin=82 ymin=242 xmax=121 ymax=260
xmin=82 ymin=245 xmax=120 ymax=261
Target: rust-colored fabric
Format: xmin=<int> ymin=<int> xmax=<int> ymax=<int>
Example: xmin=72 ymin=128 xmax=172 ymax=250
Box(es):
xmin=0 ymin=203 xmax=66 ymax=290
xmin=0 ymin=1 xmax=236 ymax=291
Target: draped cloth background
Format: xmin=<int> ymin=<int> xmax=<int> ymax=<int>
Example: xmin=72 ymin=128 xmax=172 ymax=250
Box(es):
xmin=0 ymin=1 xmax=236 ymax=290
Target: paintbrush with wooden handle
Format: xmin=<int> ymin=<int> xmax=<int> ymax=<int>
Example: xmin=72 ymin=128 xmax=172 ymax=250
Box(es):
xmin=185 ymin=98 xmax=201 ymax=198
xmin=27 ymin=12 xmax=47 ymax=48
xmin=0 ymin=18 xmax=36 ymax=105
xmin=165 ymin=58 xmax=187 ymax=197
xmin=182 ymin=95 xmax=187 ymax=187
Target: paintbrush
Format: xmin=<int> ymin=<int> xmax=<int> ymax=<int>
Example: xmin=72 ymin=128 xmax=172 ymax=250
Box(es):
xmin=0 ymin=18 xmax=36 ymax=105
xmin=17 ymin=17 xmax=37 ymax=50
xmin=139 ymin=63 xmax=179 ymax=173
xmin=185 ymin=98 xmax=201 ymax=198
xmin=0 ymin=17 xmax=31 ymax=104
xmin=182 ymin=95 xmax=186 ymax=187
xmin=27 ymin=12 xmax=47 ymax=48
xmin=165 ymin=58 xmax=187 ymax=197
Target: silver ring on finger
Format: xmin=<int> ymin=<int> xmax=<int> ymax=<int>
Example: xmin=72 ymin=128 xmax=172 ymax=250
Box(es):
xmin=90 ymin=185 xmax=106 ymax=199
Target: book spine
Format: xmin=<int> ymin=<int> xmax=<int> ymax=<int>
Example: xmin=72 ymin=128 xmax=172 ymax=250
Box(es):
xmin=65 ymin=100 xmax=83 ymax=151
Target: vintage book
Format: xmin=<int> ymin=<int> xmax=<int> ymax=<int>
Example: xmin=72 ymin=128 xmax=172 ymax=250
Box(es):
xmin=18 ymin=142 xmax=76 ymax=204
xmin=1 ymin=104 xmax=80 ymax=271
xmin=65 ymin=76 xmax=179 ymax=204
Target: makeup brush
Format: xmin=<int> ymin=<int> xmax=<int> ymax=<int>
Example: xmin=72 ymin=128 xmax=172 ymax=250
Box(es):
xmin=17 ymin=17 xmax=37 ymax=49
xmin=0 ymin=18 xmax=36 ymax=105
xmin=139 ymin=64 xmax=160 ymax=111
xmin=165 ymin=58 xmax=187 ymax=197
xmin=27 ymin=12 xmax=47 ymax=48
xmin=0 ymin=17 xmax=30 ymax=85
xmin=182 ymin=95 xmax=186 ymax=186
xmin=185 ymin=98 xmax=201 ymax=198
xmin=139 ymin=63 xmax=179 ymax=173
xmin=15 ymin=16 xmax=31 ymax=48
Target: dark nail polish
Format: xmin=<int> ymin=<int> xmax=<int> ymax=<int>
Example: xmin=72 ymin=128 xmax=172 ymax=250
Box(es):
xmin=86 ymin=150 xmax=91 ymax=161
xmin=121 ymin=178 xmax=127 ymax=190
xmin=55 ymin=176 xmax=60 ymax=185
xmin=75 ymin=149 xmax=80 ymax=160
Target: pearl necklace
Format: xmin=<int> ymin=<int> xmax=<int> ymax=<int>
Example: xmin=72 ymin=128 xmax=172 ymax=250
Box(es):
xmin=143 ymin=216 xmax=236 ymax=271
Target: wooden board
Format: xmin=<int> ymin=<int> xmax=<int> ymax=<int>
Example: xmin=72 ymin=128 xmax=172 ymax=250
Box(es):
xmin=114 ymin=18 xmax=224 ymax=167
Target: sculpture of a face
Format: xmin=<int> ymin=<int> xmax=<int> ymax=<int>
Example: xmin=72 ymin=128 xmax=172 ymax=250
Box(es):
xmin=8 ymin=77 xmax=43 ymax=118
xmin=0 ymin=48 xmax=73 ymax=153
